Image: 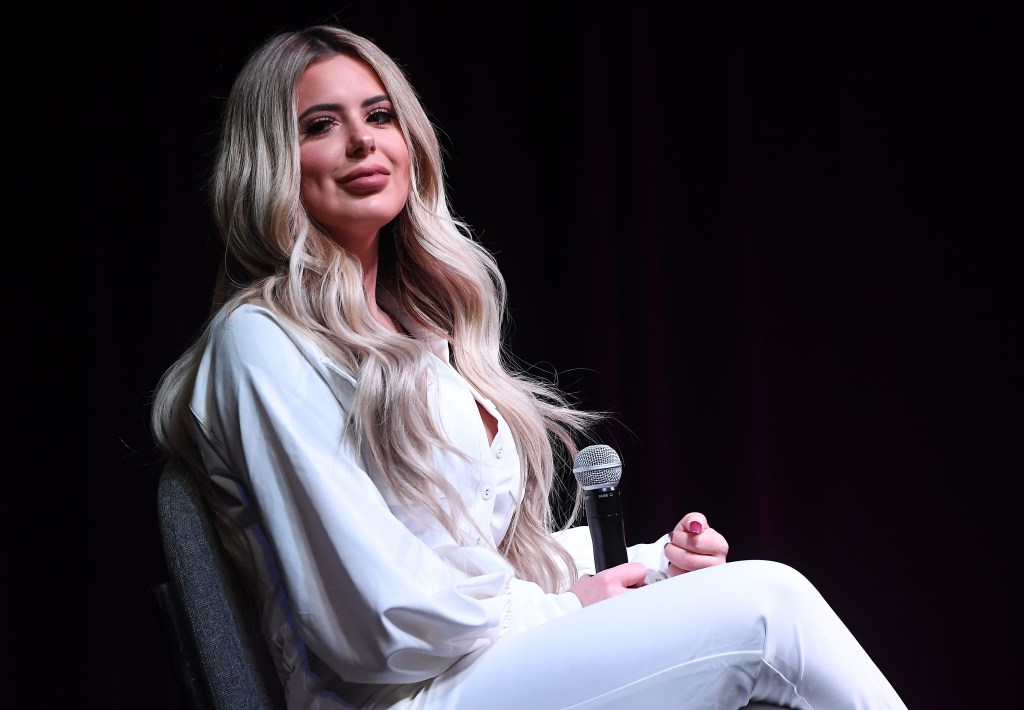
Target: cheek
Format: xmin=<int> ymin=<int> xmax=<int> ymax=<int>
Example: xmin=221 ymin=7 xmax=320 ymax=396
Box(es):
xmin=298 ymin=173 xmax=320 ymax=216
xmin=299 ymin=149 xmax=335 ymax=213
xmin=398 ymin=166 xmax=412 ymax=203
xmin=299 ymin=148 xmax=333 ymax=187
xmin=394 ymin=144 xmax=413 ymax=200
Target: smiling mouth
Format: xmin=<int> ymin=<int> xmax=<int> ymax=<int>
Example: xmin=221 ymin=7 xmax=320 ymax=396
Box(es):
xmin=339 ymin=170 xmax=390 ymax=193
xmin=340 ymin=167 xmax=389 ymax=183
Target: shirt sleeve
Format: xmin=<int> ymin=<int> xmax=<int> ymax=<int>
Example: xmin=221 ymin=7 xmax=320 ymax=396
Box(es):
xmin=189 ymin=306 xmax=579 ymax=684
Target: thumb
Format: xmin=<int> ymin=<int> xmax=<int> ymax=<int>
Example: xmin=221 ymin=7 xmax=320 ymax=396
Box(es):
xmin=605 ymin=561 xmax=647 ymax=587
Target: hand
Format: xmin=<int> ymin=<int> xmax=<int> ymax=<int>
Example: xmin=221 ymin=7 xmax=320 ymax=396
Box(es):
xmin=568 ymin=562 xmax=647 ymax=607
xmin=665 ymin=512 xmax=729 ymax=577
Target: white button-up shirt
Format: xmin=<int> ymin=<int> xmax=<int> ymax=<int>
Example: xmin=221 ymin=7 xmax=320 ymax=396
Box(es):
xmin=188 ymin=304 xmax=668 ymax=707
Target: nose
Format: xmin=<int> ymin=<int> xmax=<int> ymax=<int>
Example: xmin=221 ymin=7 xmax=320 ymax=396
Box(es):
xmin=348 ymin=132 xmax=375 ymax=156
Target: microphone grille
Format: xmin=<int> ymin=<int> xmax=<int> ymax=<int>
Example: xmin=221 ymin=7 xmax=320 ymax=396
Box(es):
xmin=572 ymin=444 xmax=622 ymax=487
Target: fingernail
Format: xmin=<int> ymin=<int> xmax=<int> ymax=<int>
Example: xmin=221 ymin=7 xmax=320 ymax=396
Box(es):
xmin=689 ymin=521 xmax=702 ymax=534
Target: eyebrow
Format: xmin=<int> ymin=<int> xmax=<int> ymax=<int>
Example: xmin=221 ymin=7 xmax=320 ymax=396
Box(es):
xmin=297 ymin=94 xmax=391 ymax=121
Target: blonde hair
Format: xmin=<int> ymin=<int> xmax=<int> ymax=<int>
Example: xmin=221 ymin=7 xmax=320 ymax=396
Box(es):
xmin=151 ymin=25 xmax=599 ymax=592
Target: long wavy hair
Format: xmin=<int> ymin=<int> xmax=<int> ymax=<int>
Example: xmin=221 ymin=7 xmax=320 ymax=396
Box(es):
xmin=150 ymin=25 xmax=599 ymax=592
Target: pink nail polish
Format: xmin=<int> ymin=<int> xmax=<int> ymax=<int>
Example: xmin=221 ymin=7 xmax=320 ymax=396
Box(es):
xmin=689 ymin=521 xmax=702 ymax=534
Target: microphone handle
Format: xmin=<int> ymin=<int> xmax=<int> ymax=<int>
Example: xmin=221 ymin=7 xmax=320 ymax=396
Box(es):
xmin=584 ymin=485 xmax=628 ymax=572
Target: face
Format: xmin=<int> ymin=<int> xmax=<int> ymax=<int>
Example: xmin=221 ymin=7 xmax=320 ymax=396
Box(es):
xmin=296 ymin=54 xmax=412 ymax=251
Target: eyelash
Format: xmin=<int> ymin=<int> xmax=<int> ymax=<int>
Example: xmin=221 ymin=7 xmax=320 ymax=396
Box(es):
xmin=367 ymin=107 xmax=396 ymax=125
xmin=304 ymin=107 xmax=397 ymax=136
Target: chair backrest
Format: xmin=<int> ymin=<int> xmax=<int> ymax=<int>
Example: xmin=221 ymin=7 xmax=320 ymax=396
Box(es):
xmin=156 ymin=461 xmax=287 ymax=710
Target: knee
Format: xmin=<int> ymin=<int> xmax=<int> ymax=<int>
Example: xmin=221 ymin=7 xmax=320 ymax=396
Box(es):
xmin=734 ymin=559 xmax=821 ymax=602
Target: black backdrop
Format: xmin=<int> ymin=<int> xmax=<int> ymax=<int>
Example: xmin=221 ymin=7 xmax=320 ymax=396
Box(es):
xmin=11 ymin=2 xmax=1019 ymax=707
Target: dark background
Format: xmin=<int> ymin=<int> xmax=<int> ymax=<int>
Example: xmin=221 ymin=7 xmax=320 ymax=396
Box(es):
xmin=10 ymin=2 xmax=1019 ymax=707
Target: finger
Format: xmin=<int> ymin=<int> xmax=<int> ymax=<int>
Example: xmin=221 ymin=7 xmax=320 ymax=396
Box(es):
xmin=665 ymin=529 xmax=729 ymax=576
xmin=675 ymin=512 xmax=709 ymax=535
xmin=665 ymin=548 xmax=726 ymax=578
xmin=668 ymin=527 xmax=729 ymax=556
xmin=667 ymin=561 xmax=687 ymax=576
xmin=665 ymin=544 xmax=725 ymax=573
xmin=602 ymin=561 xmax=648 ymax=587
xmin=591 ymin=562 xmax=646 ymax=589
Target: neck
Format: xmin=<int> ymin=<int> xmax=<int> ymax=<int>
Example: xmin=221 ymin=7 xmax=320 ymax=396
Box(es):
xmin=327 ymin=228 xmax=400 ymax=334
xmin=359 ymin=248 xmax=402 ymax=334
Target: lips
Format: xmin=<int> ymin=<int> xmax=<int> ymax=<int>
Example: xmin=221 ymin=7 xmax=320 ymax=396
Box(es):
xmin=339 ymin=165 xmax=390 ymax=192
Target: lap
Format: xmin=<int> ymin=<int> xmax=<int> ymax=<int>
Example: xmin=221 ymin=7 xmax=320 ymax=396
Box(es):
xmin=423 ymin=560 xmax=808 ymax=709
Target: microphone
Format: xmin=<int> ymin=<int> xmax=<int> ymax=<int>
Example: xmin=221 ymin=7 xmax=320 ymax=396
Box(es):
xmin=572 ymin=444 xmax=628 ymax=572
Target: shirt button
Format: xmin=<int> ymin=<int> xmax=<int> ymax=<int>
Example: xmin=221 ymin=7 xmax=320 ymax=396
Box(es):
xmin=481 ymin=486 xmax=493 ymax=500
xmin=495 ymin=446 xmax=504 ymax=458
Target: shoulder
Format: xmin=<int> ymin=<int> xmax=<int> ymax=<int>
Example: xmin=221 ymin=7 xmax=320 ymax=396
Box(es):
xmin=209 ymin=304 xmax=300 ymax=367
xmin=207 ymin=303 xmax=355 ymax=387
xmin=216 ymin=302 xmax=295 ymax=339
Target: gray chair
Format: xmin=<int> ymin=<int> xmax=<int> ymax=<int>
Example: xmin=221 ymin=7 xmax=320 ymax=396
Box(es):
xmin=154 ymin=461 xmax=286 ymax=710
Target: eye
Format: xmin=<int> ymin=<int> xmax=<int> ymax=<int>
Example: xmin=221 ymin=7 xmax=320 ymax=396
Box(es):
xmin=304 ymin=116 xmax=337 ymax=136
xmin=367 ymin=107 xmax=397 ymax=126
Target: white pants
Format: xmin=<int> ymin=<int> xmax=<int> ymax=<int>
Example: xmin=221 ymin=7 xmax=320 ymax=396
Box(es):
xmin=400 ymin=560 xmax=906 ymax=709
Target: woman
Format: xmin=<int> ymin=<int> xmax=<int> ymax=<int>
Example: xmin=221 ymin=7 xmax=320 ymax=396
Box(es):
xmin=151 ymin=24 xmax=907 ymax=709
